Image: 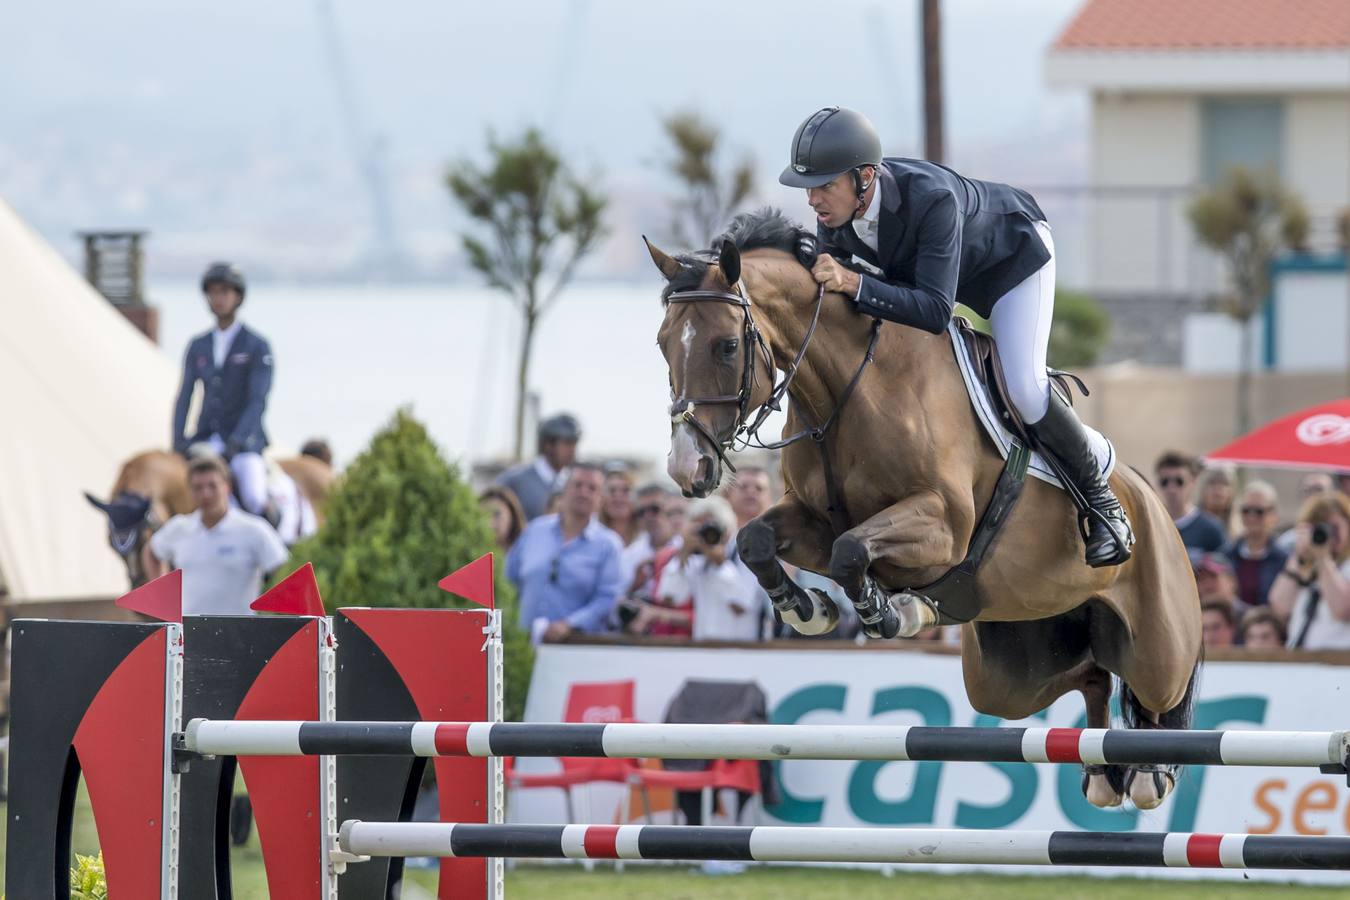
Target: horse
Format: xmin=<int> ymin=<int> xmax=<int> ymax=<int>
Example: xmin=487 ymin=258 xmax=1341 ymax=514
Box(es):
xmin=85 ymin=448 xmax=334 ymax=588
xmin=648 ymin=209 xmax=1201 ymax=811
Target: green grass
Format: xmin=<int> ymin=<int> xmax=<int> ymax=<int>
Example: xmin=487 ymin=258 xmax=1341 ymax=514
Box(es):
xmin=3 ymin=792 xmax=1348 ymax=898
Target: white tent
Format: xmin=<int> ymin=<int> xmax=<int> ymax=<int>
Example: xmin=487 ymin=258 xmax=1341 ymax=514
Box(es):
xmin=0 ymin=199 xmax=177 ymax=602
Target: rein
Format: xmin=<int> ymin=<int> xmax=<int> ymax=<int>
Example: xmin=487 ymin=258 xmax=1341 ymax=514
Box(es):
xmin=666 ymin=276 xmax=882 ymax=533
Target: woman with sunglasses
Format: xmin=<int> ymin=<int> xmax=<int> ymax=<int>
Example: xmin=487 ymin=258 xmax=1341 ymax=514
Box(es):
xmin=1221 ymin=480 xmax=1288 ymax=609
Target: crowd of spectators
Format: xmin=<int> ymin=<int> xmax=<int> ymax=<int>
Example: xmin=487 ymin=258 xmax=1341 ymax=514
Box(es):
xmin=482 ymin=414 xmax=1350 ymax=655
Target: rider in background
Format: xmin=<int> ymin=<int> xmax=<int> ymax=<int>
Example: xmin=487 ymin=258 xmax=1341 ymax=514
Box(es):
xmin=778 ymin=106 xmax=1132 ymax=568
xmin=172 ymin=262 xmax=278 ymax=526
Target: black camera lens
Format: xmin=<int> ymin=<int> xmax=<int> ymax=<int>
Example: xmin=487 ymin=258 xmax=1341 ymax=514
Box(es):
xmin=1312 ymin=523 xmax=1331 ymax=545
xmin=698 ymin=523 xmax=725 ymax=546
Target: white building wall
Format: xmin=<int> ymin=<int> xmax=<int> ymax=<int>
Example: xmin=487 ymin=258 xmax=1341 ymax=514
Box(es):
xmin=1089 ymin=93 xmax=1199 ymax=292
xmin=1284 ymin=93 xmax=1350 ymax=224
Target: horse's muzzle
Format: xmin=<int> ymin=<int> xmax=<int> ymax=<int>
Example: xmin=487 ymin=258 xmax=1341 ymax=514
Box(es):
xmin=668 ymin=422 xmax=722 ymax=498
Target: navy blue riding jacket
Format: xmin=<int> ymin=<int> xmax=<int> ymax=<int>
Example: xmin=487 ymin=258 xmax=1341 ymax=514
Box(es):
xmin=172 ymin=324 xmax=273 ymax=455
xmin=817 ymin=158 xmax=1050 ymax=334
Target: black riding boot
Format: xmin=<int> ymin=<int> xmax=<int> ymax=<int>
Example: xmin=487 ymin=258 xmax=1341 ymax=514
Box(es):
xmin=1027 ymin=394 xmax=1134 ymax=567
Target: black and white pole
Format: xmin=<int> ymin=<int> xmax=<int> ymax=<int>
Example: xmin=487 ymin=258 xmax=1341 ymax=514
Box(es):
xmin=336 ymin=822 xmax=1350 ymax=871
xmin=183 ymin=720 xmax=1350 ymax=769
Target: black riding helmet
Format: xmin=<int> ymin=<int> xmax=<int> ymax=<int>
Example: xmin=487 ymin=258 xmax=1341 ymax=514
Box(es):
xmin=778 ymin=107 xmax=882 ymax=189
xmin=201 ymin=261 xmax=247 ymax=301
xmin=538 ymin=413 xmax=582 ymax=443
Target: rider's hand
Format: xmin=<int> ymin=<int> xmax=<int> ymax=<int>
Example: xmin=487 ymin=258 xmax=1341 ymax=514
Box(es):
xmin=812 ymin=255 xmax=861 ymax=296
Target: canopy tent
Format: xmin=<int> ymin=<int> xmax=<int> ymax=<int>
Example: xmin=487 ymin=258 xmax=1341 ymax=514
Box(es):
xmin=0 ymin=199 xmax=177 ymax=602
xmin=1205 ymin=399 xmax=1350 ymax=473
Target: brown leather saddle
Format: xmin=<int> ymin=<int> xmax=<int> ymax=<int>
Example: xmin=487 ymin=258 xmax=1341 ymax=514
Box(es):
xmin=912 ymin=319 xmax=1091 ymax=626
xmin=952 ymin=316 xmax=1088 ymax=444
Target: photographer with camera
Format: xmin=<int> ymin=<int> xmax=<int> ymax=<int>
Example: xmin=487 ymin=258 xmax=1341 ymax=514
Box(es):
xmin=656 ymin=497 xmax=764 ymax=642
xmin=1269 ymin=492 xmax=1350 ymax=650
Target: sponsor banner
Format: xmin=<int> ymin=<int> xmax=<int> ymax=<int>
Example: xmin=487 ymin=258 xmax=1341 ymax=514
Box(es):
xmin=512 ymin=644 xmax=1350 ymax=883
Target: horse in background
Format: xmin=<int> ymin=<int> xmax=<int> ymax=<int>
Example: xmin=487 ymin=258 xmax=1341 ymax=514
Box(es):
xmin=86 ymin=446 xmax=334 ymax=588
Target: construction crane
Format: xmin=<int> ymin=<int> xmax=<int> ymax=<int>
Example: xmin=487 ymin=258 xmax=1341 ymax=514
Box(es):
xmin=315 ymin=0 xmax=403 ymax=279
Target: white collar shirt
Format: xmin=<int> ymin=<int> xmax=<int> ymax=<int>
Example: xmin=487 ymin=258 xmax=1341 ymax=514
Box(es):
xmin=851 ymin=183 xmax=882 ymax=253
xmin=213 ymin=321 xmax=243 ymax=370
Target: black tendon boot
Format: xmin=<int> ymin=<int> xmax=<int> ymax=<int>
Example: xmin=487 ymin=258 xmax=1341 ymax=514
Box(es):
xmin=1027 ymin=394 xmax=1134 ymax=567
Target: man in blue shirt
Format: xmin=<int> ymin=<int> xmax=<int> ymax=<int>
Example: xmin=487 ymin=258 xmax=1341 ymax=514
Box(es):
xmin=507 ymin=462 xmax=623 ymax=640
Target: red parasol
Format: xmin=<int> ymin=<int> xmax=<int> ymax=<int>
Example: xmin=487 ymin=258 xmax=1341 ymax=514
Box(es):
xmin=1206 ymin=399 xmax=1350 ymax=473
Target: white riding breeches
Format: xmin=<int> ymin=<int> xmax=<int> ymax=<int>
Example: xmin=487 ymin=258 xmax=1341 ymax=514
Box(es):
xmin=230 ymin=451 xmax=269 ymax=515
xmin=988 ymin=220 xmax=1056 ymax=425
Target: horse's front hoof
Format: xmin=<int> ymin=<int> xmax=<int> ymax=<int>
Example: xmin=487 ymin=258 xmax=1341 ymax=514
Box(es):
xmin=893 ymin=592 xmax=939 ymax=638
xmin=780 ymin=587 xmax=840 ymax=636
xmin=1125 ymin=766 xmax=1176 ymax=810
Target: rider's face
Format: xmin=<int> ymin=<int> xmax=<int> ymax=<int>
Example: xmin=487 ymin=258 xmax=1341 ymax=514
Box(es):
xmin=805 ymin=170 xmax=868 ymax=229
xmin=205 ymin=284 xmax=242 ymax=321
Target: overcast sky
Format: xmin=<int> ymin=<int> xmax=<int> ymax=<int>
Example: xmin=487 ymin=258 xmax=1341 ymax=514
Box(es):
xmin=1 ymin=0 xmax=1088 ymax=278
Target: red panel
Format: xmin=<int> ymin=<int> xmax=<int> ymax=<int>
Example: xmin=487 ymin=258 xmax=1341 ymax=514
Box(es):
xmin=344 ymin=609 xmax=492 ymax=900
xmin=582 ymin=825 xmax=620 ymax=859
xmin=1044 ymin=729 xmax=1083 ymax=763
xmin=73 ymin=629 xmax=169 ymax=900
xmin=1185 ymin=833 xmax=1224 ymax=868
xmin=235 ymin=621 xmax=324 ymax=900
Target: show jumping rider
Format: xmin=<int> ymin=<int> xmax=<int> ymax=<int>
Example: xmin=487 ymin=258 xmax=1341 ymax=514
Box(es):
xmin=172 ymin=261 xmax=278 ymax=526
xmin=779 ymin=106 xmax=1132 ymax=567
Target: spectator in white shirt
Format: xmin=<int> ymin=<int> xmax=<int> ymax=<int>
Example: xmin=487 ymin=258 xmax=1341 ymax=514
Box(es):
xmin=147 ymin=455 xmax=289 ymax=616
xmin=1270 ymin=492 xmax=1350 ymax=650
xmin=659 ymin=497 xmax=763 ymax=642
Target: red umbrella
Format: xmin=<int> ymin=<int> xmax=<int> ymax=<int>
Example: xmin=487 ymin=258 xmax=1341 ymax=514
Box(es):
xmin=1206 ymin=399 xmax=1350 ymax=473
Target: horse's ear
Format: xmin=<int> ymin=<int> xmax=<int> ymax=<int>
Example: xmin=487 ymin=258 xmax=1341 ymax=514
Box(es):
xmin=84 ymin=491 xmax=111 ymax=514
xmin=643 ymin=236 xmax=682 ymax=281
xmin=718 ymin=239 xmax=741 ymax=286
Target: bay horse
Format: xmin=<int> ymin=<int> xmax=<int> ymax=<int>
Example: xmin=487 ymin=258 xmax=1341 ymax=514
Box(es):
xmin=85 ymin=449 xmax=334 ymax=588
xmin=649 ymin=210 xmax=1200 ymax=811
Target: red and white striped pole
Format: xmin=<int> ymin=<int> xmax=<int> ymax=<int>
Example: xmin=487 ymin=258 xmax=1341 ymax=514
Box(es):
xmin=183 ymin=719 xmax=1350 ymax=769
xmin=336 ymin=821 xmax=1350 ymax=871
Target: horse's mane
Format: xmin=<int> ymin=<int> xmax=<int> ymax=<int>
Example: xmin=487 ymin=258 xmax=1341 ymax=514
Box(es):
xmin=661 ymin=207 xmax=809 ymax=303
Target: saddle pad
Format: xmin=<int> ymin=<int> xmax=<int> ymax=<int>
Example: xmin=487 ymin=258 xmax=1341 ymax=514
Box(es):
xmin=947 ymin=321 xmax=1115 ymax=489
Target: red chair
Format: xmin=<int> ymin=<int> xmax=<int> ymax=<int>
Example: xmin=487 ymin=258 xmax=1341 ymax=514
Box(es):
xmin=627 ymin=752 xmax=762 ymax=825
xmin=505 ymin=679 xmax=635 ymax=824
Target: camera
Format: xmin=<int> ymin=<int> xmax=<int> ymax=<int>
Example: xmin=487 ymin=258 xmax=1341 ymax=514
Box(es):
xmin=1312 ymin=523 xmax=1332 ymax=546
xmin=697 ymin=522 xmax=726 ymax=547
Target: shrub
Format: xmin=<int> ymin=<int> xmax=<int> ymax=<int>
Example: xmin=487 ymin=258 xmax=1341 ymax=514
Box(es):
xmin=278 ymin=408 xmax=533 ymax=720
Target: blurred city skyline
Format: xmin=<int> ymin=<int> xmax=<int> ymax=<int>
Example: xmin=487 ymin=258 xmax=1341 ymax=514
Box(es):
xmin=2 ymin=0 xmax=1086 ymax=281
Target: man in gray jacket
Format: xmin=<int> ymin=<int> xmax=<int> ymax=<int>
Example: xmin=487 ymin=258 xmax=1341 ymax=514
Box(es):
xmin=497 ymin=414 xmax=582 ymax=520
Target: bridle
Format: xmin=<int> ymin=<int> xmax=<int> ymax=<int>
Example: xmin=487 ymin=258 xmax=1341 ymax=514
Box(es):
xmin=666 ymin=272 xmax=882 ymax=520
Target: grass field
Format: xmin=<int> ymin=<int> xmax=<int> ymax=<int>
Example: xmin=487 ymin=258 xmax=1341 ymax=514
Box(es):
xmin=4 ymin=791 xmax=1349 ymax=898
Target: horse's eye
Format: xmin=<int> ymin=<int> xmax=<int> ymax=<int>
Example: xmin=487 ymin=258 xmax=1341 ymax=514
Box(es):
xmin=718 ymin=338 xmax=739 ymax=359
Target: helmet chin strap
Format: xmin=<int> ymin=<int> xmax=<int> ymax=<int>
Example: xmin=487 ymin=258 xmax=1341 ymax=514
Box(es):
xmin=848 ymin=167 xmax=875 ymax=222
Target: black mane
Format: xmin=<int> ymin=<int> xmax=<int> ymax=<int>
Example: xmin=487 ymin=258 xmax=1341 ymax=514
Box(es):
xmin=661 ymin=207 xmax=808 ymax=301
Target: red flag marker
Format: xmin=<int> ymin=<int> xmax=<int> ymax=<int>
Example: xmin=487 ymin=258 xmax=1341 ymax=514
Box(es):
xmin=116 ymin=569 xmax=183 ymax=622
xmin=438 ymin=553 xmax=495 ymax=609
xmin=251 ymin=562 xmax=325 ymax=617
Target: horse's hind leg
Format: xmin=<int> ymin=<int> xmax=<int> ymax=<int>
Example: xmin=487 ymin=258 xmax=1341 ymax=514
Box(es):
xmin=738 ymin=493 xmax=840 ymax=635
xmin=1118 ymin=660 xmax=1201 ymax=810
xmin=1078 ymin=663 xmax=1127 ymax=809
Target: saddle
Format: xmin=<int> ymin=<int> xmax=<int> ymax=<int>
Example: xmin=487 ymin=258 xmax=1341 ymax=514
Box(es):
xmin=952 ymin=316 xmax=1088 ymax=444
xmin=915 ymin=320 xmax=1093 ymax=627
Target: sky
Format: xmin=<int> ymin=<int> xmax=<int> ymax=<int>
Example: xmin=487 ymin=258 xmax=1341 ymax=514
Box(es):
xmin=0 ymin=0 xmax=1089 ymax=281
